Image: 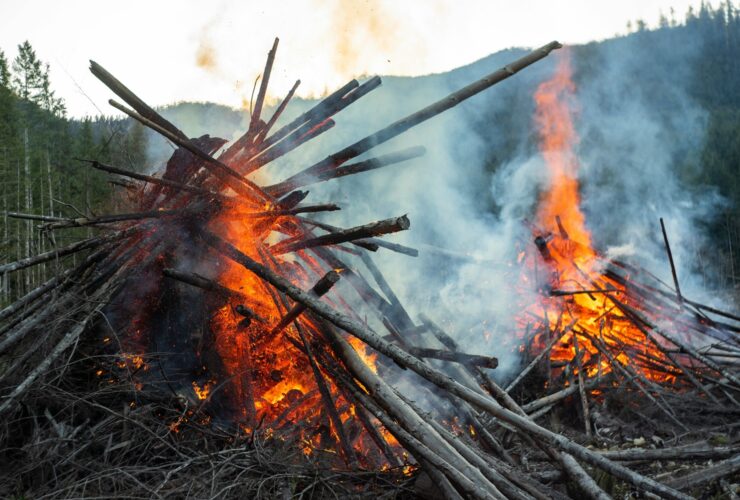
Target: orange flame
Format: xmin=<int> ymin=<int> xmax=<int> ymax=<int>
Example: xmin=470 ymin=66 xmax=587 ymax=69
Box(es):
xmin=520 ymin=50 xmax=679 ymax=386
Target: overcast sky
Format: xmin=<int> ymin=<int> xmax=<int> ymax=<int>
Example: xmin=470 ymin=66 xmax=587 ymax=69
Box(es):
xmin=0 ymin=0 xmax=710 ymax=117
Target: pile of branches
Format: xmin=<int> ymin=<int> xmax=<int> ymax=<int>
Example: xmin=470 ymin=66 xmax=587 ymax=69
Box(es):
xmin=0 ymin=38 xmax=738 ymax=500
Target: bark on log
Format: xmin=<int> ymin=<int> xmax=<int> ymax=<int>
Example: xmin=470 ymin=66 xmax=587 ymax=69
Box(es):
xmin=85 ymin=159 xmax=226 ymax=199
xmin=664 ymin=455 xmax=740 ymax=491
xmin=265 ymin=146 xmax=426 ymax=196
xmin=271 ymin=215 xmax=410 ymax=255
xmin=298 ymin=217 xmax=418 ymax=256
xmin=89 ymin=60 xmax=187 ymax=140
xmin=247 ymin=38 xmax=279 ymax=141
xmin=408 ymin=347 xmax=499 ymax=369
xmin=267 ymin=270 xmax=340 ymax=336
xmin=506 ymin=319 xmax=578 ymax=392
xmin=255 ymin=79 xmax=301 ymax=144
xmin=0 ymin=227 xmax=136 ymax=274
xmin=108 ymin=100 xmax=265 ymax=201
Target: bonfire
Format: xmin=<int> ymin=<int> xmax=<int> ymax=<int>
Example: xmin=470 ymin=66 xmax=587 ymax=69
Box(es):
xmin=0 ymin=39 xmax=738 ymax=499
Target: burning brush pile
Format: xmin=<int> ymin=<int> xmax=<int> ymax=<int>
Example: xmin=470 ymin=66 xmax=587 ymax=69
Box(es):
xmin=0 ymin=39 xmax=738 ymax=499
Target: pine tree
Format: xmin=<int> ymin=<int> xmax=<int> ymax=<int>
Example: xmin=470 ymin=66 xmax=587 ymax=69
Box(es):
xmin=11 ymin=41 xmax=44 ymax=103
xmin=0 ymin=50 xmax=10 ymax=88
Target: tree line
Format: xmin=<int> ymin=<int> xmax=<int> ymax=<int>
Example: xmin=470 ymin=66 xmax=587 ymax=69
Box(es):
xmin=0 ymin=41 xmax=147 ymax=305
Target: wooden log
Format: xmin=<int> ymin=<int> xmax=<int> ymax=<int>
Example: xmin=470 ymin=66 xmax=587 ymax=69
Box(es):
xmin=271 ymin=215 xmax=410 ymax=255
xmin=0 ymin=227 xmax=135 ymax=274
xmin=40 ymin=207 xmax=202 ymax=230
xmin=83 ymin=159 xmax=227 ymax=199
xmin=255 ymin=79 xmax=301 ymax=144
xmin=0 ymin=274 xmax=122 ymax=416
xmin=345 ymin=379 xmax=504 ymax=500
xmin=224 ymin=204 xmax=340 ymax=219
xmin=417 ymin=405 xmax=535 ymax=500
xmin=321 ymin=319 xmax=507 ymax=500
xmin=6 ymin=212 xmax=67 ymax=223
xmin=506 ymin=319 xmax=577 ymax=392
xmin=247 ymin=38 xmax=279 ymax=141
xmin=408 ymin=347 xmax=499 ymax=369
xmin=246 ymin=118 xmax=337 ymax=174
xmin=196 ymin=227 xmax=690 ymax=500
xmin=0 ymin=245 xmax=108 ymax=323
xmin=247 ymin=118 xmax=336 ymax=173
xmin=664 ymin=455 xmax=740 ymax=491
xmin=265 ymin=41 xmax=562 ymax=197
xmin=255 ymin=79 xmax=360 ymax=153
xmin=108 ymin=100 xmax=266 ymax=201
xmin=267 ymin=270 xmax=341 ymax=337
xmin=109 ymin=178 xmax=139 ymax=190
xmin=298 ymin=217 xmax=418 ymax=256
xmin=89 ymin=60 xmax=187 ymax=140
xmin=600 ymin=444 xmax=740 ymax=462
xmin=294 ymin=320 xmax=359 ymax=467
xmin=572 ymin=333 xmax=593 ymax=440
xmin=559 ymin=453 xmax=611 ymax=500
xmin=359 ymin=250 xmax=415 ymax=329
xmin=583 ymin=332 xmax=689 ymax=431
xmin=614 ymin=297 xmax=740 ymax=388
xmin=265 ymin=145 xmax=426 ymax=196
xmin=660 ymin=218 xmax=683 ymax=304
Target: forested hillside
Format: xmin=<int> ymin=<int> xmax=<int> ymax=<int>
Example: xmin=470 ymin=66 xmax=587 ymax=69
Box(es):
xmin=0 ymin=42 xmax=146 ymax=305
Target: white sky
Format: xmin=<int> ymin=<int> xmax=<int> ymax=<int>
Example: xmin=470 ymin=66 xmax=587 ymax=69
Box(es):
xmin=0 ymin=0 xmax=710 ymax=118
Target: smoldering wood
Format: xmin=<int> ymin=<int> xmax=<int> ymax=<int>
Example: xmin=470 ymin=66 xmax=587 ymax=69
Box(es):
xmin=506 ymin=319 xmax=578 ymax=393
xmin=107 ymin=99 xmax=265 ymax=200
xmin=298 ymin=216 xmax=418 ymax=256
xmin=271 ymin=215 xmax=410 ymax=255
xmin=267 ymin=270 xmax=341 ymax=337
xmin=83 ymin=159 xmax=228 ymax=199
xmin=295 ymin=320 xmax=359 ymax=467
xmin=224 ymin=204 xmax=341 ymax=220
xmin=320 ymin=318 xmax=508 ymax=500
xmin=407 ymin=347 xmax=499 ymax=369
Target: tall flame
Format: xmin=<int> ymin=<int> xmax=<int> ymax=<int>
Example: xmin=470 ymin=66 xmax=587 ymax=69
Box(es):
xmin=520 ymin=50 xmax=680 ymax=386
xmin=533 ymin=51 xmax=591 ymax=250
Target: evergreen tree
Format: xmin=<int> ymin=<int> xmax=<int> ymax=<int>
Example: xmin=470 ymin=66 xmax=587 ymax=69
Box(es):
xmin=0 ymin=50 xmax=10 ymax=88
xmin=11 ymin=41 xmax=44 ymax=103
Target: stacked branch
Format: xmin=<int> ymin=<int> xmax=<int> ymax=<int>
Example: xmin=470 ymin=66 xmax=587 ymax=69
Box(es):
xmin=3 ymin=37 xmax=737 ymax=500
